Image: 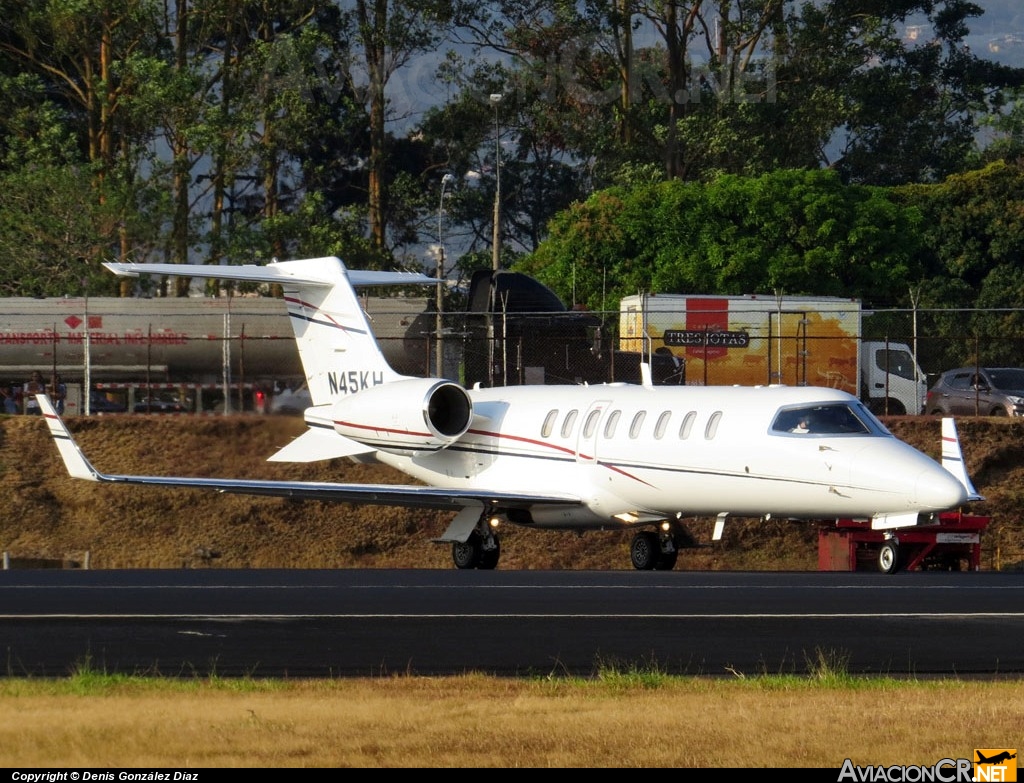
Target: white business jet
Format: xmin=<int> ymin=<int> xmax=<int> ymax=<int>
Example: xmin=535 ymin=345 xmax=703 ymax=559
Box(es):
xmin=38 ymin=256 xmax=981 ymax=570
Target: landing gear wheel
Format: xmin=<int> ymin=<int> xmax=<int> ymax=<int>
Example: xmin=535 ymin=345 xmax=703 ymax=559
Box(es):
xmin=452 ymin=531 xmax=482 ymax=569
xmin=878 ymin=540 xmax=900 ymax=574
xmin=477 ymin=536 xmax=501 ymax=570
xmin=630 ymin=531 xmax=661 ymax=570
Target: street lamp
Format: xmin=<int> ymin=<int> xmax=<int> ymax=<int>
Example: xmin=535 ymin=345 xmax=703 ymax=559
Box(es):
xmin=436 ymin=172 xmax=455 ymax=377
xmin=490 ymin=93 xmax=502 ymax=271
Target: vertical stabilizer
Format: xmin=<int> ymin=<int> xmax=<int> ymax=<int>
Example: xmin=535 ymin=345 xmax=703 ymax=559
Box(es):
xmin=102 ymin=257 xmax=437 ymax=406
xmin=274 ymin=257 xmax=407 ymax=404
xmin=940 ymin=418 xmax=984 ymax=502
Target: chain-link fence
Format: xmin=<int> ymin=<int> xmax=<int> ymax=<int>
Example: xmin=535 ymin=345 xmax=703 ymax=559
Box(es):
xmin=2 ymin=300 xmax=1023 ymax=411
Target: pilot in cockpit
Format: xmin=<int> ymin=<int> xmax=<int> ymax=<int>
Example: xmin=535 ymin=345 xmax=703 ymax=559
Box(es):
xmin=790 ymin=415 xmax=812 ymax=434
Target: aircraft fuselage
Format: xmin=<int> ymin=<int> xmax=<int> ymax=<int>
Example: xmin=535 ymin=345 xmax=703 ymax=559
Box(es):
xmin=373 ymin=383 xmax=967 ymax=531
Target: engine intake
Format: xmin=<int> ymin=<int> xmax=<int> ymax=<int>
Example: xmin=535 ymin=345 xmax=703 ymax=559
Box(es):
xmin=331 ymin=378 xmax=472 ymax=455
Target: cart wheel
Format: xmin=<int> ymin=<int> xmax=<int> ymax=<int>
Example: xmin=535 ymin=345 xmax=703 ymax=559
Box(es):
xmin=878 ymin=541 xmax=900 ymax=574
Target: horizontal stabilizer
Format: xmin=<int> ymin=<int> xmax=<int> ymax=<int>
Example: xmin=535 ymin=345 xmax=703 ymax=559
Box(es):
xmin=103 ymin=259 xmax=436 ymax=288
xmin=268 ymin=427 xmax=373 ymax=462
xmin=940 ymin=418 xmax=984 ymax=502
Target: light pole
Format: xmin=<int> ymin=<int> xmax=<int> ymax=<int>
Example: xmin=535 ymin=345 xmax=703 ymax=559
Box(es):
xmin=82 ymin=277 xmax=90 ymax=415
xmin=436 ymin=172 xmax=455 ymax=377
xmin=490 ymin=93 xmax=502 ymax=271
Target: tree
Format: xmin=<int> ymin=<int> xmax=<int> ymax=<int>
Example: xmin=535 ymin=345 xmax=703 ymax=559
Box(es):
xmin=342 ymin=0 xmax=454 ymax=257
xmin=0 ymin=0 xmax=171 ymax=270
xmin=518 ymin=169 xmax=924 ymax=312
xmin=829 ymin=1 xmax=1024 ymax=184
xmin=0 ymin=164 xmax=114 ymax=296
xmin=894 ymin=160 xmax=1024 ymax=367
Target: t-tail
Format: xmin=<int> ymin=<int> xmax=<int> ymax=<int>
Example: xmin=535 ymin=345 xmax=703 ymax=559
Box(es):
xmin=104 ymin=257 xmax=474 ymax=461
xmin=104 ymin=257 xmax=431 ymax=404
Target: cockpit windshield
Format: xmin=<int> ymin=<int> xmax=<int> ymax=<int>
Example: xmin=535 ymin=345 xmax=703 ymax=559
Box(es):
xmin=771 ymin=402 xmax=888 ymax=436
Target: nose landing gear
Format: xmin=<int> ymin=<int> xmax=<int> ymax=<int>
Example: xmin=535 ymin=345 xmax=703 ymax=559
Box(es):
xmin=877 ymin=539 xmax=901 ymax=574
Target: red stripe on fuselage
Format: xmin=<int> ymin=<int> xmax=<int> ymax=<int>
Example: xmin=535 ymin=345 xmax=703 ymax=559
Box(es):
xmin=466 ymin=428 xmax=654 ymax=487
xmin=335 ymin=419 xmax=432 ymax=439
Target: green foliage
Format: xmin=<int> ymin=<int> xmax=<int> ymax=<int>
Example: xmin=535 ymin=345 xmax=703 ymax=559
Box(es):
xmin=0 ymin=0 xmax=1020 ymax=311
xmin=0 ymin=163 xmax=118 ymax=296
xmin=894 ymin=160 xmax=1024 ymax=367
xmin=518 ymin=169 xmax=924 ymax=311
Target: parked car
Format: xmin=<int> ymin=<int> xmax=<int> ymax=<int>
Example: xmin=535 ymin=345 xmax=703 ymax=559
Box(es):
xmin=926 ymin=367 xmax=1024 ymax=417
xmin=133 ymin=392 xmax=191 ymax=413
xmin=268 ymin=385 xmax=312 ymax=415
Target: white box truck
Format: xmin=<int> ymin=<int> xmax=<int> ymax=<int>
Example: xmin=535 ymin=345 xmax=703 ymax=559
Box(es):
xmin=619 ymin=293 xmax=926 ymax=415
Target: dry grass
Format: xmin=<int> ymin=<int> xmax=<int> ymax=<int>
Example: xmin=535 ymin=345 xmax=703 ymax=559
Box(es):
xmin=0 ymin=674 xmax=1021 ymax=767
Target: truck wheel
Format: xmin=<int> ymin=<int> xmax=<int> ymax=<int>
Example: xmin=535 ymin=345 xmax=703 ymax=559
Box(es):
xmin=878 ymin=541 xmax=900 ymax=574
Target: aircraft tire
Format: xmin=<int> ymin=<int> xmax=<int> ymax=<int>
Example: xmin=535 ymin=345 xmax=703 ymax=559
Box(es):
xmin=878 ymin=541 xmax=901 ymax=574
xmin=630 ymin=531 xmax=660 ymax=571
xmin=452 ymin=532 xmax=482 ymax=569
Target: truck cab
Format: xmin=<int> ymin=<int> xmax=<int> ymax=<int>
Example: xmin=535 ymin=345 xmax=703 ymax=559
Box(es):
xmin=860 ymin=341 xmax=926 ymax=415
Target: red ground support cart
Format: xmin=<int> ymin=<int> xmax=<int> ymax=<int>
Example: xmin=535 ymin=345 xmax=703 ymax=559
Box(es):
xmin=818 ymin=511 xmax=990 ymax=573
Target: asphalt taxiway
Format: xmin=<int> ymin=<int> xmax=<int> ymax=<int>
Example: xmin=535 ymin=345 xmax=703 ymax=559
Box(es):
xmin=0 ymin=569 xmax=1021 ymax=678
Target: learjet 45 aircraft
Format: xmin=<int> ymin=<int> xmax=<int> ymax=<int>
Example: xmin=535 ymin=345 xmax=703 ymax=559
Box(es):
xmin=39 ymin=256 xmax=982 ymax=570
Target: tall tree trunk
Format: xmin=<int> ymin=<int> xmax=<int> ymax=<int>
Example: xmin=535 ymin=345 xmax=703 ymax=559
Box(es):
xmin=617 ymin=0 xmax=633 ymax=145
xmin=359 ymin=0 xmax=388 ymax=256
xmin=173 ymin=0 xmax=191 ymax=296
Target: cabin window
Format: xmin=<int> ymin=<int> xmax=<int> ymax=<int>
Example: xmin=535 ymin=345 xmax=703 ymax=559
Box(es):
xmin=541 ymin=410 xmax=558 ymax=438
xmin=561 ymin=409 xmax=579 ymax=438
xmin=771 ymin=404 xmax=873 ymax=435
xmin=679 ymin=411 xmax=696 ymax=439
xmin=582 ymin=409 xmax=601 ymax=439
xmin=629 ymin=411 xmax=646 ymax=439
xmin=654 ymin=411 xmax=671 ymax=439
xmin=603 ymin=410 xmax=621 ymax=438
xmin=704 ymin=411 xmax=722 ymax=439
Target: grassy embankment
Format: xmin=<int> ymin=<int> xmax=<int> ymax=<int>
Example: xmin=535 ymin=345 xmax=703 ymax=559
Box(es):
xmin=1 ymin=413 xmax=1023 ymax=570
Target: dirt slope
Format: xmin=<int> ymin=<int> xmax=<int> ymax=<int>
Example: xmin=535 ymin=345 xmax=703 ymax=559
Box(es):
xmin=1 ymin=414 xmax=1021 ymax=571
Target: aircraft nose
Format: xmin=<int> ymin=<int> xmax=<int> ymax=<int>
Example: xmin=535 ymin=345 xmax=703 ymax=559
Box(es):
xmin=916 ymin=466 xmax=969 ymax=510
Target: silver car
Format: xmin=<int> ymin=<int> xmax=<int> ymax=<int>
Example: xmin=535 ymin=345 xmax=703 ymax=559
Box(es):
xmin=926 ymin=367 xmax=1024 ymax=417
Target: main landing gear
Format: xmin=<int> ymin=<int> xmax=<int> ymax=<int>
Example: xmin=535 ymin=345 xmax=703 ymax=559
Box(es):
xmin=448 ymin=513 xmax=694 ymax=572
xmin=451 ymin=526 xmax=501 ymax=570
xmin=629 ymin=522 xmax=693 ymax=570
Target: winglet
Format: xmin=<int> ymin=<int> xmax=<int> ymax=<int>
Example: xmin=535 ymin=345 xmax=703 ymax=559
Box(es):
xmin=940 ymin=417 xmax=984 ymax=502
xmin=37 ymin=394 xmax=104 ymax=481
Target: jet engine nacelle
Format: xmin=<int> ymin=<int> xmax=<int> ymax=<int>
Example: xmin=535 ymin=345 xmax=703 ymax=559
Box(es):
xmin=331 ymin=378 xmax=472 ymax=455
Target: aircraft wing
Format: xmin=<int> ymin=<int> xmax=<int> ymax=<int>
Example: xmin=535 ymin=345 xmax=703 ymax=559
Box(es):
xmin=38 ymin=395 xmax=581 ymax=511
